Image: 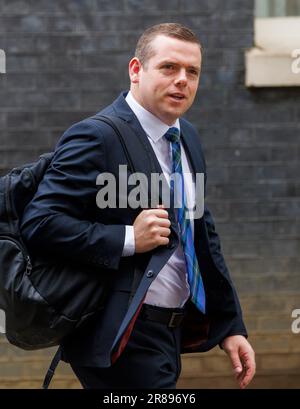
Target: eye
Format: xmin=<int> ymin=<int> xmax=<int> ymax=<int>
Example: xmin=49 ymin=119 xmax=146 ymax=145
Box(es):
xmin=162 ymin=64 xmax=175 ymax=70
xmin=188 ymin=69 xmax=199 ymax=76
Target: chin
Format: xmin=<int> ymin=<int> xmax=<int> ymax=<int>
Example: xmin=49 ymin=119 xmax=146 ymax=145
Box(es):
xmin=159 ymin=105 xmax=186 ymax=123
xmin=168 ymin=109 xmax=185 ymax=119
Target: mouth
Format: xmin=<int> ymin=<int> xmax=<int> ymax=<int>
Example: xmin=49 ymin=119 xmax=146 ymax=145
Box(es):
xmin=168 ymin=93 xmax=186 ymax=102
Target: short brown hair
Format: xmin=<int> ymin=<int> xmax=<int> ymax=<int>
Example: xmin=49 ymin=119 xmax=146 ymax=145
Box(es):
xmin=135 ymin=23 xmax=202 ymax=67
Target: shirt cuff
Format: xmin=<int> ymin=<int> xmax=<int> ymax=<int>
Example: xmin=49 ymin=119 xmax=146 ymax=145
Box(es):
xmin=122 ymin=225 xmax=135 ymax=256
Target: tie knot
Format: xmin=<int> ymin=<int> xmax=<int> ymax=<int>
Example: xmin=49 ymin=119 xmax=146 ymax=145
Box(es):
xmin=164 ymin=127 xmax=180 ymax=143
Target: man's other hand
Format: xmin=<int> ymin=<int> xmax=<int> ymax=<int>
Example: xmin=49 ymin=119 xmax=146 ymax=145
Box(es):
xmin=221 ymin=335 xmax=256 ymax=389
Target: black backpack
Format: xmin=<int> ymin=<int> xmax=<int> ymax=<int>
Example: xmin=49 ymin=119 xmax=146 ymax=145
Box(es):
xmin=0 ymin=115 xmax=136 ymax=388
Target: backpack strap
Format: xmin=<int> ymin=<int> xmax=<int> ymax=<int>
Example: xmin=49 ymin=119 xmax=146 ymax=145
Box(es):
xmin=91 ymin=114 xmax=137 ymax=173
xmin=42 ymin=346 xmax=62 ymax=389
xmin=92 ymin=115 xmax=143 ymax=308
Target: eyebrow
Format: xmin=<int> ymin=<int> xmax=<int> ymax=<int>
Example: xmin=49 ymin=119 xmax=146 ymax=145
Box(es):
xmin=158 ymin=60 xmax=201 ymax=72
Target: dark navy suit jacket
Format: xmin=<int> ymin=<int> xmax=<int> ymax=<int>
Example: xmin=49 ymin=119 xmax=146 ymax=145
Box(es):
xmin=20 ymin=92 xmax=247 ymax=368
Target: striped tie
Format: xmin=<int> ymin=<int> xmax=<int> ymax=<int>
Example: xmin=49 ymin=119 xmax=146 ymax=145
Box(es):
xmin=164 ymin=127 xmax=206 ymax=314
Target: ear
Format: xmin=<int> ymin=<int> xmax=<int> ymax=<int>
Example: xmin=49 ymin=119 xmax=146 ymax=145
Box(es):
xmin=129 ymin=57 xmax=142 ymax=84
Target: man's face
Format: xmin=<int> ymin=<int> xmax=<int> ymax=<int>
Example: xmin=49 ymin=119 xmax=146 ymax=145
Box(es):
xmin=129 ymin=35 xmax=201 ymax=125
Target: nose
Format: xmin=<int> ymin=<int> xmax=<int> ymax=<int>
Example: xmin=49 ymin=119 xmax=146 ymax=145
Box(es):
xmin=174 ymin=68 xmax=188 ymax=86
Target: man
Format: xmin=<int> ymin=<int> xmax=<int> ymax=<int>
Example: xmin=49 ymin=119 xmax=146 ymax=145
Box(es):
xmin=21 ymin=23 xmax=255 ymax=389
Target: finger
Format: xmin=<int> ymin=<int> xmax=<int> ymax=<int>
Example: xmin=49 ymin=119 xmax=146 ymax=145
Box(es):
xmin=239 ymin=356 xmax=256 ymax=389
xmin=229 ymin=351 xmax=243 ymax=378
xmin=158 ymin=227 xmax=171 ymax=237
xmin=156 ymin=218 xmax=171 ymax=228
xmin=157 ymin=236 xmax=169 ymax=246
xmin=149 ymin=208 xmax=169 ymax=218
xmin=240 ymin=369 xmax=254 ymax=389
xmin=236 ymin=351 xmax=255 ymax=388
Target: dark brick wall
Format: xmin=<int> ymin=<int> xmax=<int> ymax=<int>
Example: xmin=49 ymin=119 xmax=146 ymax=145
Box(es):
xmin=0 ymin=0 xmax=299 ymax=387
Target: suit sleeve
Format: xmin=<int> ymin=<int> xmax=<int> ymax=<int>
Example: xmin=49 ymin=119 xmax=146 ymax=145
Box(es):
xmin=203 ymin=205 xmax=233 ymax=280
xmin=20 ymin=120 xmax=125 ymax=270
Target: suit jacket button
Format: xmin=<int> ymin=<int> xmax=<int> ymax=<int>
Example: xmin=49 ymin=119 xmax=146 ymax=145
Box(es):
xmin=146 ymin=270 xmax=154 ymax=278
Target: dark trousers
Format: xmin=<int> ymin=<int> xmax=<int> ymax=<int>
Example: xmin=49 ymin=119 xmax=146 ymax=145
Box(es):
xmin=70 ymin=305 xmax=183 ymax=389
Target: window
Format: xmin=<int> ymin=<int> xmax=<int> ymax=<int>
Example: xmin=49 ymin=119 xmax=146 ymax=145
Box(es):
xmin=256 ymin=0 xmax=300 ymax=17
xmin=245 ymin=0 xmax=300 ymax=87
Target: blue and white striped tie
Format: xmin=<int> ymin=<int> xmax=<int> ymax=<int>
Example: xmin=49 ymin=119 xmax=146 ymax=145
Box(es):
xmin=165 ymin=127 xmax=206 ymax=314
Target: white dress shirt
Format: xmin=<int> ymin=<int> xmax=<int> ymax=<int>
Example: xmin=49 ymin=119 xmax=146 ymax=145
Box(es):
xmin=122 ymin=91 xmax=197 ymax=308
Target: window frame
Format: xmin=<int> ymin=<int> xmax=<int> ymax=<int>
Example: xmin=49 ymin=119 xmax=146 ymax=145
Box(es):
xmin=245 ymin=15 xmax=300 ymax=87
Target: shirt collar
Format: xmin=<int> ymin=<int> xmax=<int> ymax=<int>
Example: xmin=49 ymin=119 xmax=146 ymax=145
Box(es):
xmin=125 ymin=91 xmax=180 ymax=143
